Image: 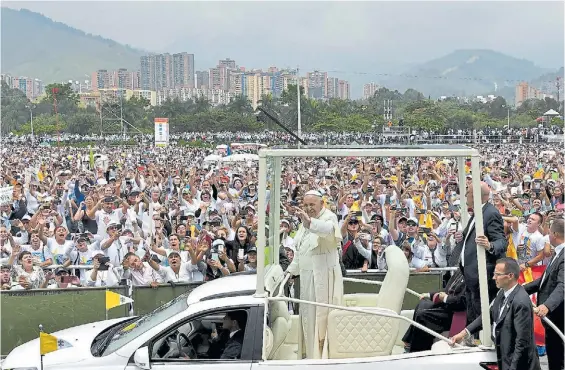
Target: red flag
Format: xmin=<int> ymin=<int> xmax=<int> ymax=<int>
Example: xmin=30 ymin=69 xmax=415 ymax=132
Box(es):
xmin=519 ymin=265 xmax=546 ymax=345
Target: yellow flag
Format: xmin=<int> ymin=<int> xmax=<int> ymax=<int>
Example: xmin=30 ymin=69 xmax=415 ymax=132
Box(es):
xmin=350 ymin=200 xmax=360 ymax=212
xmin=106 ymin=291 xmax=134 ymax=311
xmin=40 ymin=332 xmax=73 ymax=355
xmin=506 ymin=234 xmax=517 ymax=260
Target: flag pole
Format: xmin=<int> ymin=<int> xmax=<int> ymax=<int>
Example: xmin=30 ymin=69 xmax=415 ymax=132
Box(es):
xmin=105 ymin=290 xmax=109 ymax=320
xmin=39 ymin=324 xmax=44 ymax=370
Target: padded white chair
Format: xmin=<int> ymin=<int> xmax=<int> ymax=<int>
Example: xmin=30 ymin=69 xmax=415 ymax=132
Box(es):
xmin=268 ymin=300 xmax=299 ymax=360
xmin=343 ymin=293 xmax=380 ymax=307
xmin=327 ymin=245 xmax=410 ymax=359
xmin=392 ymin=309 xmax=415 ymax=354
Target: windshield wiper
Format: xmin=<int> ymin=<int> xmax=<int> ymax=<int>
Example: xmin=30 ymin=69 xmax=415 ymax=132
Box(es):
xmin=92 ymin=322 xmax=128 ymax=356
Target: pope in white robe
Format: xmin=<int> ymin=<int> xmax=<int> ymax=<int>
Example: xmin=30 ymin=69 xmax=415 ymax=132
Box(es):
xmin=286 ymin=190 xmax=343 ymax=359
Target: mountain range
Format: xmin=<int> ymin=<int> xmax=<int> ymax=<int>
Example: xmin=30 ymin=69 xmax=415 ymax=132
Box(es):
xmin=1 ymin=7 xmax=562 ymax=101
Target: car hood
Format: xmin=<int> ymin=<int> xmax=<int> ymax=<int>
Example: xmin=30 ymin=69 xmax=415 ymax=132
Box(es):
xmin=2 ymin=317 xmax=130 ymax=369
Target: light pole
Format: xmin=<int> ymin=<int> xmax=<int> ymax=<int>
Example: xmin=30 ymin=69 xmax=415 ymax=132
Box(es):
xmin=502 ymin=104 xmax=510 ymax=129
xmin=26 ymin=103 xmax=35 ymax=141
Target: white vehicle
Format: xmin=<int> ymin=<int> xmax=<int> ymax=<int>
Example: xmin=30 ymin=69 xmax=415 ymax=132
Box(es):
xmin=3 ymin=145 xmax=561 ymax=370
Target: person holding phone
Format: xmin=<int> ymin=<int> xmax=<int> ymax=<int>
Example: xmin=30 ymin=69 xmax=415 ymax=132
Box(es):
xmin=46 ymin=267 xmax=80 ymax=289
xmin=86 ymin=252 xmax=121 ymax=287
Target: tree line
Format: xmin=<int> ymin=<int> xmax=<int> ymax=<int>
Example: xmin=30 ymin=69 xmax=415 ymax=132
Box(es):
xmin=1 ymin=81 xmax=562 ymax=136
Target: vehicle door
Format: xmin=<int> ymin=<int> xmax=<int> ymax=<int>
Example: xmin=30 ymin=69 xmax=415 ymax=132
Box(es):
xmin=128 ymin=305 xmax=263 ymax=370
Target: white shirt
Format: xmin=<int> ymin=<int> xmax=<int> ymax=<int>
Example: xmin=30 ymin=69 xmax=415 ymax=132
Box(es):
xmin=493 ymin=284 xmax=518 ymax=339
xmin=541 ymin=243 xmax=564 ymax=285
xmin=86 ymin=266 xmax=122 ymax=287
xmin=511 ymin=224 xmax=545 ymax=265
xmin=123 ymin=262 xmax=163 ymax=286
xmin=101 ymin=238 xmax=129 ymax=267
xmin=95 ymin=209 xmax=123 ymax=239
xmin=155 ymin=261 xmax=200 ymax=283
xmin=460 ymin=202 xmax=487 ymax=267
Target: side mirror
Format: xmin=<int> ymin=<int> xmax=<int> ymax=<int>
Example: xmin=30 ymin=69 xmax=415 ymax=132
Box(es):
xmin=133 ymin=346 xmax=151 ymax=370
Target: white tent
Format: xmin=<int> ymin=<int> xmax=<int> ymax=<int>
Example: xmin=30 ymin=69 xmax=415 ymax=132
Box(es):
xmin=543 ymin=109 xmax=560 ymax=116
xmin=203 ymin=154 xmax=222 ymax=162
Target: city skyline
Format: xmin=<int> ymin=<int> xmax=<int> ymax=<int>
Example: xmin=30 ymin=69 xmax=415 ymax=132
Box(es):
xmin=2 ymin=1 xmax=563 ymax=98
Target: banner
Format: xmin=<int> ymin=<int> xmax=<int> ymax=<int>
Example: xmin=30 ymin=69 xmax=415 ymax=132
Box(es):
xmin=0 ymin=186 xmax=13 ymax=206
xmin=154 ymin=117 xmax=169 ymax=147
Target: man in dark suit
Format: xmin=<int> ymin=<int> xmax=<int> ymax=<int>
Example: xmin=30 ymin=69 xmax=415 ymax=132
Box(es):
xmin=403 ymin=269 xmax=466 ymax=352
xmin=452 ymin=258 xmax=540 ymax=370
xmin=452 ymin=181 xmax=508 ymax=324
xmin=524 ymin=219 xmax=564 ymax=370
xmin=220 ymin=310 xmax=247 ymax=360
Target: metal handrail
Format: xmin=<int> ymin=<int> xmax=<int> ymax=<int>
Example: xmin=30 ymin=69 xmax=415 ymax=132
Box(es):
xmin=532 ymin=303 xmax=565 ymax=342
xmin=342 ymin=277 xmax=424 ymax=299
xmin=346 ymin=267 xmax=458 ymax=273
xmin=267 ymin=296 xmax=464 ymax=349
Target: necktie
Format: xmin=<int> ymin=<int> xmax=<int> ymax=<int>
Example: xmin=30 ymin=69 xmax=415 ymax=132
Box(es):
xmin=448 ymin=215 xmax=474 ymax=267
xmin=431 ymin=249 xmax=438 ymax=268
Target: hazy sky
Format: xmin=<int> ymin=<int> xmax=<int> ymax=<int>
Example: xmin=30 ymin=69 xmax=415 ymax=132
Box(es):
xmin=3 ymin=1 xmax=564 ymax=95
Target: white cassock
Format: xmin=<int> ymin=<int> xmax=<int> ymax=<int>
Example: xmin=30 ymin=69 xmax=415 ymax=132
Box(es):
xmin=287 ymin=207 xmax=343 ymax=359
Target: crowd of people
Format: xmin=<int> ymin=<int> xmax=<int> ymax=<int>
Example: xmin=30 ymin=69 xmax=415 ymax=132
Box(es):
xmin=0 ymin=133 xmax=563 ymax=367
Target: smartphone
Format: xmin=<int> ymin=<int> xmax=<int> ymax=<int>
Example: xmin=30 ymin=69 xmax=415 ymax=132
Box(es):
xmin=290 ymin=200 xmax=299 ymax=207
xmin=97 ymin=256 xmax=110 ymax=270
xmin=238 ymin=248 xmax=244 ymax=260
xmin=354 ymin=211 xmax=362 ymax=217
xmin=381 ymin=180 xmax=390 ymax=185
xmin=218 ymin=245 xmax=224 ymax=253
xmin=211 ymin=253 xmax=219 ymax=262
xmin=61 ymin=276 xmax=74 ymax=284
xmin=421 ymin=227 xmax=432 ymax=234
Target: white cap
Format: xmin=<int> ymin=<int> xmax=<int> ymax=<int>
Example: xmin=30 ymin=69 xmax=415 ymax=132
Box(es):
xmin=305 ymin=190 xmax=322 ymax=197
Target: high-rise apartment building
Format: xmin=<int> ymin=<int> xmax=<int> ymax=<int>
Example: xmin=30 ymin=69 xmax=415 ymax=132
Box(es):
xmin=92 ymin=69 xmax=140 ymax=91
xmin=172 ymin=52 xmax=195 ymax=88
xmin=195 ymin=71 xmax=209 ymax=89
xmin=229 ymin=71 xmax=245 ymax=96
xmin=338 ymin=80 xmax=350 ymax=100
xmin=219 ymin=58 xmax=236 ymax=69
xmin=245 ymin=72 xmax=264 ymax=109
xmin=91 ymin=69 xmax=111 ymax=90
xmin=7 ymin=75 xmax=44 ymax=100
xmin=363 ymin=82 xmax=379 ymax=100
xmin=140 ymin=52 xmax=194 ymax=90
xmin=515 ymin=82 xmax=542 ymax=106
xmin=307 ymin=70 xmax=328 ymax=99
xmin=327 ymin=77 xmax=339 ymax=99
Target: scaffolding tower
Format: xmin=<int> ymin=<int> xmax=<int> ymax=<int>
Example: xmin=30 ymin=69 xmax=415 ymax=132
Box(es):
xmin=97 ymin=89 xmax=142 ymax=139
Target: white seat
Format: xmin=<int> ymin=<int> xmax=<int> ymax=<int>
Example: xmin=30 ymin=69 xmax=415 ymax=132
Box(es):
xmin=392 ymin=309 xmax=415 ymax=354
xmin=343 ymin=293 xmax=379 ymax=307
xmin=268 ymin=300 xmax=300 ymax=360
xmin=327 ymin=245 xmax=410 ymax=359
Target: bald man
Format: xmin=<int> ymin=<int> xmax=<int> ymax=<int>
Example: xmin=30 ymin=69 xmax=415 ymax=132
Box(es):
xmin=287 ymin=190 xmax=343 ymax=359
xmin=453 ymin=181 xmax=508 ymax=326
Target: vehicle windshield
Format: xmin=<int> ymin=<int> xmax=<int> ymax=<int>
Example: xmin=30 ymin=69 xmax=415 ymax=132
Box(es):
xmin=100 ymin=292 xmax=189 ymax=356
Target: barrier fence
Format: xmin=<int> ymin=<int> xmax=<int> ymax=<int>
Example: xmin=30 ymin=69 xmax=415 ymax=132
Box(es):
xmin=0 ymin=271 xmax=444 ymax=355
